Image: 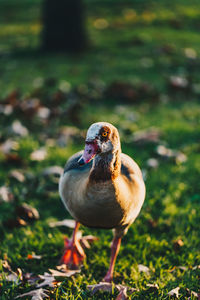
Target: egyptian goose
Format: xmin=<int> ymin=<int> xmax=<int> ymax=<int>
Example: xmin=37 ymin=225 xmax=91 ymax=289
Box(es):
xmin=59 ymin=122 xmax=145 ymax=282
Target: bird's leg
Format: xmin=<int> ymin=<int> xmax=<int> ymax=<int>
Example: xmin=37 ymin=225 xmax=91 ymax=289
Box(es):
xmin=60 ymin=221 xmax=85 ymax=269
xmin=103 ymin=235 xmax=122 ymax=282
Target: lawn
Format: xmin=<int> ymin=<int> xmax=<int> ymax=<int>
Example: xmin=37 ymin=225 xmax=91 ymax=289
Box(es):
xmin=0 ymin=0 xmax=200 ymax=299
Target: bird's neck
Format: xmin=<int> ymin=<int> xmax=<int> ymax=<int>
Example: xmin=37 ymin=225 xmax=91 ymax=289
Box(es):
xmin=89 ymin=149 xmax=121 ymax=182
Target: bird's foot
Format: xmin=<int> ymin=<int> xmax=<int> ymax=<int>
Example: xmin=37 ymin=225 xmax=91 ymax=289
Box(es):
xmin=102 ymin=273 xmax=113 ymax=283
xmin=60 ymin=237 xmax=85 ymax=269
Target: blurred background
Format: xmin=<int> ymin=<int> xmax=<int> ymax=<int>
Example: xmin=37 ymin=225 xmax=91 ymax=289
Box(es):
xmin=1 ymin=0 xmax=200 ymax=97
xmin=0 ymin=1 xmax=200 ymax=299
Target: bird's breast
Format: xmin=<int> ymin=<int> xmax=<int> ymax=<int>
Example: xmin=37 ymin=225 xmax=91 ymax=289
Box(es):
xmin=59 ymin=171 xmax=125 ymax=229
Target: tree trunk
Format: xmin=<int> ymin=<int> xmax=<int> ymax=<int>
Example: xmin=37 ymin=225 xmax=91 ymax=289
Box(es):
xmin=42 ymin=0 xmax=87 ymax=52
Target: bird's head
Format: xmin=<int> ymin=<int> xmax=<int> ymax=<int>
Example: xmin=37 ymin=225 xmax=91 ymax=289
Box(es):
xmin=78 ymin=122 xmax=120 ymax=165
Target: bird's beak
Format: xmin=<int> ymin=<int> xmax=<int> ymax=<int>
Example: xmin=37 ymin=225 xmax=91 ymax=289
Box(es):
xmin=78 ymin=140 xmax=98 ymax=165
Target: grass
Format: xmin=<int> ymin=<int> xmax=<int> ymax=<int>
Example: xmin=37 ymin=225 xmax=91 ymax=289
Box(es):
xmin=0 ymin=0 xmax=200 ymax=299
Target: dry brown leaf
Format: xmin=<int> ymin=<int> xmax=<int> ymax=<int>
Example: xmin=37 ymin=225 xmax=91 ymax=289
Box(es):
xmin=49 ymin=267 xmax=80 ymax=277
xmin=87 ymin=282 xmax=138 ymax=298
xmin=9 ymin=170 xmax=25 ymax=182
xmin=173 ymin=239 xmax=184 ymax=251
xmin=5 ymin=273 xmax=19 ymax=283
xmin=167 ymin=287 xmax=180 ymax=298
xmin=3 ymin=217 xmax=27 ymax=229
xmin=49 ymin=219 xmax=76 ymax=229
xmin=156 ymin=145 xmax=187 ymax=163
xmin=80 ymin=235 xmax=99 ymax=249
xmin=186 ymin=288 xmax=199 ymax=299
xmin=42 ymin=166 xmax=63 ymax=176
xmin=36 ymin=272 xmax=56 ymax=288
xmin=177 ymin=266 xmax=187 ymax=271
xmin=16 ymin=203 xmax=39 ymax=221
xmin=192 ymin=265 xmax=200 ymax=270
xmin=30 ymin=148 xmax=47 ymax=161
xmin=1 ymin=260 xmax=12 ymax=272
xmin=15 ymin=288 xmax=48 ymax=300
xmin=27 ymin=254 xmax=42 ymax=260
xmin=0 ymin=186 xmax=14 ymax=203
xmin=168 ymin=266 xmax=188 ymax=273
xmin=146 ymin=158 xmax=159 ymax=168
xmin=115 ymin=287 xmax=128 ymax=300
xmin=169 ymin=76 xmax=188 ymax=89
xmin=138 ymin=264 xmax=150 ymax=275
xmin=133 ymin=128 xmax=161 ymax=144
xmin=2 ymin=267 xmax=22 ymax=285
xmin=0 ymin=104 xmax=13 ymax=115
xmin=87 ymin=282 xmax=114 ymax=294
xmin=0 ymin=139 xmax=19 ymax=154
xmin=23 ymin=273 xmax=40 ymax=285
xmin=146 ymin=283 xmax=159 ymax=291
xmin=37 ymin=107 xmax=50 ymax=120
xmin=11 ymin=120 xmax=28 ymax=136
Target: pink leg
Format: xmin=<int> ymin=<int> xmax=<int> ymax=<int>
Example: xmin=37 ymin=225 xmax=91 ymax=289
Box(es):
xmin=103 ymin=236 xmax=122 ymax=282
xmin=60 ymin=221 xmax=85 ymax=269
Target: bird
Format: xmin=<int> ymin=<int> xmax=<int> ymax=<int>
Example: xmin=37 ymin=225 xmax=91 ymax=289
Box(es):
xmin=59 ymin=122 xmax=145 ymax=282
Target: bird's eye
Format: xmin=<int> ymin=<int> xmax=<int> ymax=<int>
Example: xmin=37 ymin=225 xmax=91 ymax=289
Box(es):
xmin=102 ymin=132 xmax=108 ymax=137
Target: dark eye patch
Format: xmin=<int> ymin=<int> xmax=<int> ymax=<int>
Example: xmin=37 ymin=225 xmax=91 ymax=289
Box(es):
xmin=99 ymin=126 xmax=111 ymax=141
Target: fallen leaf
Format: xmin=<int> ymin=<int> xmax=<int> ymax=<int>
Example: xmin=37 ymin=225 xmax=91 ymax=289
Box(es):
xmin=185 ymin=288 xmax=199 ymax=299
xmin=36 ymin=272 xmax=56 ymax=288
xmin=156 ymin=145 xmax=187 ymax=163
xmin=37 ymin=107 xmax=50 ymax=120
xmin=80 ymin=235 xmax=99 ymax=249
xmin=168 ymin=266 xmax=187 ymax=273
xmin=20 ymin=98 xmax=40 ymax=116
xmin=1 ymin=260 xmax=12 ymax=272
xmin=192 ymin=265 xmax=200 ymax=270
xmin=87 ymin=282 xmax=114 ymax=294
xmin=42 ymin=166 xmax=63 ymax=176
xmin=1 ymin=267 xmax=22 ymax=285
xmin=146 ymin=158 xmax=159 ymax=168
xmin=15 ymin=288 xmax=48 ymax=299
xmin=3 ymin=217 xmax=27 ymax=229
xmin=146 ymin=283 xmax=159 ymax=291
xmin=49 ymin=267 xmax=80 ymax=277
xmin=167 ymin=287 xmax=180 ymax=298
xmin=11 ymin=120 xmax=28 ymax=136
xmin=49 ymin=219 xmax=76 ymax=229
xmin=105 ymin=81 xmax=138 ymax=102
xmin=177 ymin=266 xmax=187 ymax=271
xmin=16 ymin=203 xmax=39 ymax=221
xmin=4 ymin=90 xmax=19 ymax=106
xmin=147 ymin=219 xmax=158 ymax=229
xmin=5 ymin=273 xmax=19 ymax=283
xmin=23 ymin=273 xmax=40 ymax=285
xmin=9 ymin=170 xmax=25 ymax=182
xmin=0 ymin=104 xmax=13 ymax=115
xmin=56 ymin=126 xmax=82 ymax=147
xmin=184 ymin=48 xmax=197 ymax=59
xmin=0 ymin=139 xmax=19 ymax=154
xmin=133 ymin=128 xmax=161 ymax=144
xmin=93 ymin=18 xmax=109 ymax=29
xmin=87 ymin=282 xmax=138 ymax=298
xmin=169 ymin=76 xmax=188 ymax=89
xmin=27 ymin=254 xmax=42 ymax=260
xmin=115 ymin=287 xmax=128 ymax=300
xmin=138 ymin=264 xmax=150 ymax=275
xmin=0 ymin=186 xmax=14 ymax=203
xmin=30 ymin=148 xmax=47 ymax=161
xmin=173 ymin=239 xmax=184 ymax=251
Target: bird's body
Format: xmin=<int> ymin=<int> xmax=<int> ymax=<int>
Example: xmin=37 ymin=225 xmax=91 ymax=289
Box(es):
xmin=59 ymin=151 xmax=145 ymax=235
xmin=59 ymin=122 xmax=145 ymax=281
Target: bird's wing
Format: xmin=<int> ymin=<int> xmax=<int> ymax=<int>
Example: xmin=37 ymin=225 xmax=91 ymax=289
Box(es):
xmin=63 ymin=150 xmax=93 ymax=174
xmin=121 ymin=153 xmax=143 ymax=181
